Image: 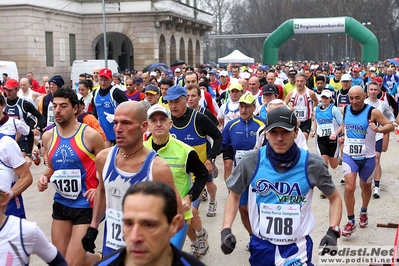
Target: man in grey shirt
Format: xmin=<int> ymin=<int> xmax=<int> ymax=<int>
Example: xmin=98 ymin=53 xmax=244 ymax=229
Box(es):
xmin=220 ymin=107 xmax=342 ymax=266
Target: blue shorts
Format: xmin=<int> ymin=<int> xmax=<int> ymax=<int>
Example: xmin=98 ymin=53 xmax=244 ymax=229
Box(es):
xmin=5 ymin=194 xmax=26 ymax=219
xmin=342 ymin=154 xmax=375 ymax=183
xmin=375 ymin=139 xmax=382 ymax=153
xmin=170 ymin=220 xmax=188 ymax=249
xmin=249 ymin=235 xmax=313 ymax=266
xmin=192 ymin=195 xmax=201 ymax=210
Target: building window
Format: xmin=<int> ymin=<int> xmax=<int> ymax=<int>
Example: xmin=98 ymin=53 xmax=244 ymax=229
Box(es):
xmin=45 ymin=31 xmax=54 ymax=67
xmin=69 ymin=34 xmax=76 ymax=65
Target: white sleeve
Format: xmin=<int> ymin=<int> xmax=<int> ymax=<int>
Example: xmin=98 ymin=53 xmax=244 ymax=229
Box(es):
xmin=212 ymin=98 xmax=220 ymax=115
xmin=1 ymin=137 xmax=25 ymax=168
xmin=255 ymin=126 xmax=265 ymax=149
xmin=218 ymin=104 xmax=226 ymax=119
xmin=381 ymin=102 xmax=395 ymax=121
xmin=28 ymin=223 xmax=58 ymax=263
xmin=14 ymin=119 xmax=30 ymax=136
xmin=295 ymin=128 xmax=309 ymax=150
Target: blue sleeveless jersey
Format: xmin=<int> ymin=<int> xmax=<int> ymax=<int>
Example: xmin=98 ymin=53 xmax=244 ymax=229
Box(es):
xmin=94 ymin=90 xmax=116 ymax=140
xmin=102 ymin=146 xmax=157 ymax=256
xmin=249 ymin=148 xmax=315 ymax=243
xmin=259 ymin=105 xmax=267 ymax=120
xmin=344 ymin=105 xmax=372 ymax=139
xmin=315 ymin=104 xmax=333 ymax=124
xmin=4 ymin=98 xmax=27 ymax=122
xmin=170 ymin=110 xmax=207 ymax=163
xmin=343 ymin=104 xmax=375 ymax=159
xmin=336 ymin=92 xmax=350 ymax=107
xmin=48 ymin=124 xmax=97 ymax=208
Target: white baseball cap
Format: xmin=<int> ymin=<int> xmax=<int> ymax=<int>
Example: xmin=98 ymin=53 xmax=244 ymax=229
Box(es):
xmin=150 ymin=71 xmax=157 ymax=77
xmin=219 ymin=71 xmax=229 ymax=77
xmin=147 ymin=104 xmax=170 ymax=119
xmin=341 ymin=74 xmax=352 ymax=81
xmin=321 ymin=90 xmax=332 ymax=98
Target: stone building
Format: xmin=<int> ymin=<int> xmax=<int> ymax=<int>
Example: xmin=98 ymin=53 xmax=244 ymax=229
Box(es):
xmin=0 ymin=0 xmax=213 ymax=83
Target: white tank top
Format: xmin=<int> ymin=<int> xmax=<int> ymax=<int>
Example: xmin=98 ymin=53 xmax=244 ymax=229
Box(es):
xmin=102 ymin=146 xmax=155 ymax=250
xmin=17 ymin=89 xmax=35 ymax=106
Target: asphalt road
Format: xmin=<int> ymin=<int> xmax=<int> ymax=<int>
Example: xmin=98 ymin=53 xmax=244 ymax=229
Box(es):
xmin=26 ymin=134 xmax=399 ymax=266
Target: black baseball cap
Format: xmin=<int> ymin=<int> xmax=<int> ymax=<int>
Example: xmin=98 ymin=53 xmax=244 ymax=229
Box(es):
xmin=265 ymin=107 xmax=297 ymax=132
xmin=288 ymin=69 xmax=297 ymax=76
xmin=262 ymin=84 xmax=277 ymax=95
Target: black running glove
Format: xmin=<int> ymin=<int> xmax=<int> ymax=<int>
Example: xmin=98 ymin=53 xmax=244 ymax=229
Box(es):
xmin=221 ymin=228 xmax=236 ymax=254
xmin=319 ymin=227 xmax=339 ymax=248
xmin=82 ymin=227 xmax=99 ymax=253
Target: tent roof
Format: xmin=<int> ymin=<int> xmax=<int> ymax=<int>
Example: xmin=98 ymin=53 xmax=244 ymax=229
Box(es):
xmin=218 ymin=50 xmax=255 ymax=64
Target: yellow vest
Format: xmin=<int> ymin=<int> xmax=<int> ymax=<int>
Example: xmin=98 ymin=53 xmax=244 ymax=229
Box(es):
xmin=144 ymin=135 xmax=193 ymax=220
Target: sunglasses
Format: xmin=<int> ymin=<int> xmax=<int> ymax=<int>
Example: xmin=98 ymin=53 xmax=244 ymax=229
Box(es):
xmin=93 ymin=72 xmax=99 ymax=74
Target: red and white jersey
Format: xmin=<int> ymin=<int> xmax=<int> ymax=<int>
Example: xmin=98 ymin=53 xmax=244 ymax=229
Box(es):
xmin=289 ymin=88 xmax=314 ymax=121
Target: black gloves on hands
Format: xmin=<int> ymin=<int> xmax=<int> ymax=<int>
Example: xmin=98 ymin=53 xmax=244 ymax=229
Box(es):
xmin=82 ymin=227 xmax=99 ymax=253
xmin=221 ymin=228 xmax=236 ymax=254
xmin=319 ymin=227 xmax=339 ymax=248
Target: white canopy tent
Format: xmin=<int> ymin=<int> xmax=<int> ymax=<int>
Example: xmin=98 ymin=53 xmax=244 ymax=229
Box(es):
xmin=218 ymin=49 xmax=255 ymax=64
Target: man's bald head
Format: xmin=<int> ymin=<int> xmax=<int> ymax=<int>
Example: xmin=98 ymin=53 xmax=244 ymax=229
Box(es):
xmin=248 ymin=77 xmax=259 ymax=85
xmin=116 ymin=101 xmax=147 ymax=123
xmin=20 ymin=77 xmax=29 ymax=84
xmin=19 ymin=77 xmax=30 ymax=91
xmin=266 ymin=73 xmax=276 ymax=84
xmin=238 ymin=78 xmax=248 ymax=90
xmin=349 ymin=85 xmax=364 ymax=96
xmin=348 ymin=85 xmax=366 ymax=110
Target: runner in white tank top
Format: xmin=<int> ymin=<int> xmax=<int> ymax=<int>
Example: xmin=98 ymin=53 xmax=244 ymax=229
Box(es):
xmin=18 ymin=78 xmax=41 ymax=107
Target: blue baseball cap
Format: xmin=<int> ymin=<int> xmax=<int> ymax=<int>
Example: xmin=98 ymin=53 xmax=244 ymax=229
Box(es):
xmin=163 ymin=85 xmax=187 ymax=101
xmin=134 ymin=77 xmax=143 ymax=84
xmin=209 ymin=70 xmax=216 ymax=75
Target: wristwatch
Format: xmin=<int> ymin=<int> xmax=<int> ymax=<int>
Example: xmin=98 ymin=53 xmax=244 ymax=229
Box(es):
xmin=187 ymin=194 xmax=194 ymax=202
xmin=25 ymin=153 xmax=32 ymax=158
xmin=329 ymin=226 xmax=341 ymax=238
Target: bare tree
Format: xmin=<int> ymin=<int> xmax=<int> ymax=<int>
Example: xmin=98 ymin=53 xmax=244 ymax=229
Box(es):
xmin=200 ymin=0 xmax=399 ymax=62
xmin=198 ymin=0 xmax=234 ymax=60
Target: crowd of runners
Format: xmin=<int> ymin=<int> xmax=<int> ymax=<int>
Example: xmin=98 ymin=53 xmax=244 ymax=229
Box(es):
xmin=0 ymin=59 xmax=398 ymax=265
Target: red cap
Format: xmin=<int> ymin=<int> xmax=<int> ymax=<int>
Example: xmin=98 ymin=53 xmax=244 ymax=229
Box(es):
xmin=99 ymin=68 xmax=112 ymax=79
xmin=372 ymin=77 xmax=382 ymax=85
xmin=352 ymin=67 xmax=359 ymax=72
xmin=4 ymin=79 xmax=19 ymax=89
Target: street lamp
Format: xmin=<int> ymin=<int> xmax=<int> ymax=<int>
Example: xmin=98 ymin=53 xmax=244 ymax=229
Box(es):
xmin=327 ymin=34 xmax=331 ymax=60
xmin=204 ymin=41 xmax=210 ymax=63
xmin=102 ymin=0 xmax=108 ymax=67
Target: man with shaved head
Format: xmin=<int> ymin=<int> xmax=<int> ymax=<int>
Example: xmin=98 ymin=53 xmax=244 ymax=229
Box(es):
xmin=92 ymin=67 xmax=101 ymax=91
xmin=82 ymin=101 xmax=184 ymax=260
xmin=37 ymin=75 xmax=49 ymax=94
xmin=18 ymin=77 xmax=41 ymax=106
xmin=265 ymin=72 xmax=284 ymax=99
xmin=338 ymin=85 xmax=394 ymax=237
